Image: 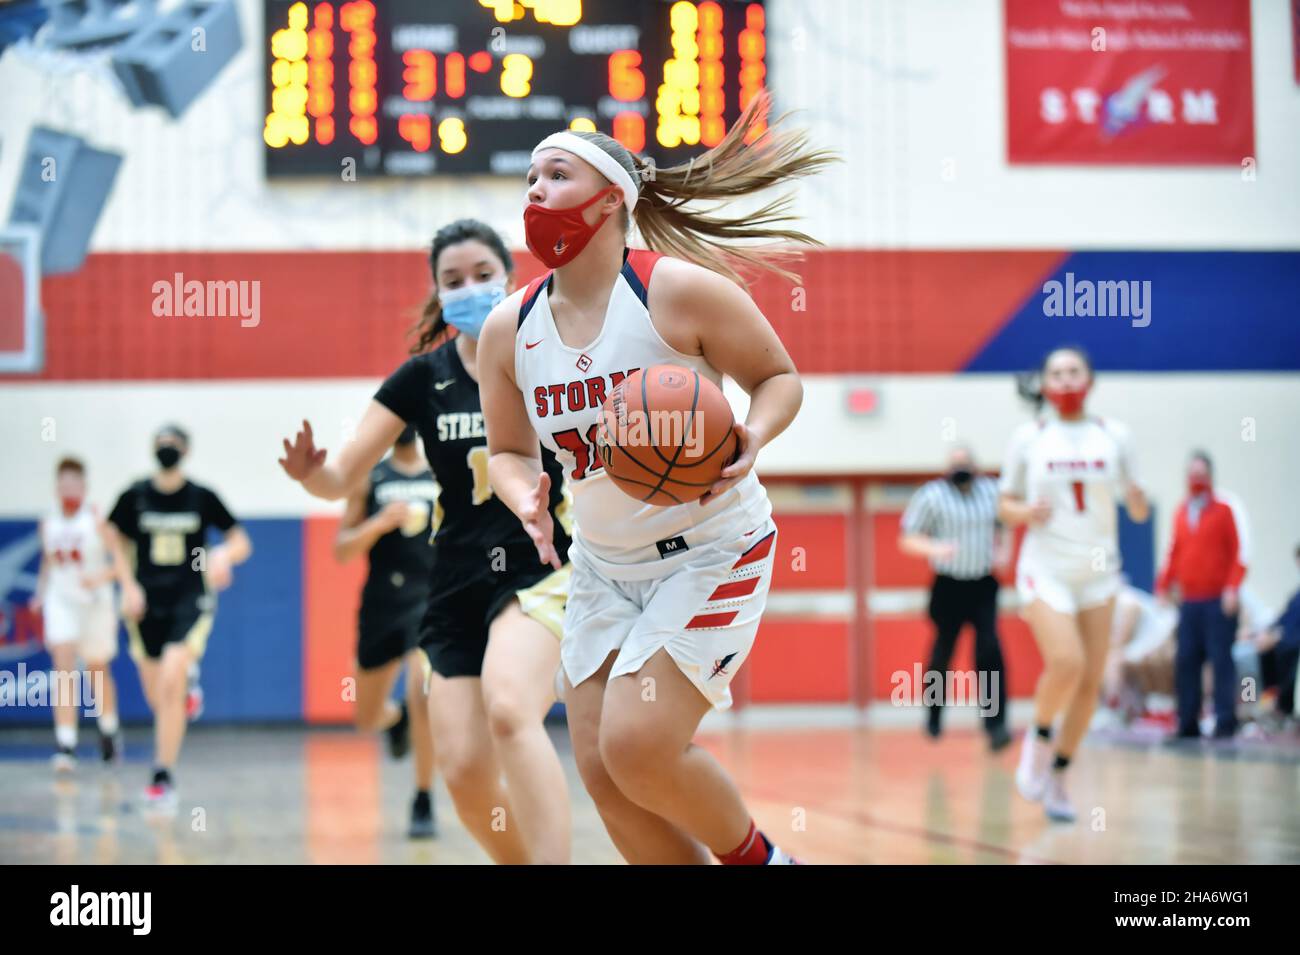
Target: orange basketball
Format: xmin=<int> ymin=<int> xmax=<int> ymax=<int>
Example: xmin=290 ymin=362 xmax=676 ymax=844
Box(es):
xmin=595 ymin=364 xmax=738 ymax=505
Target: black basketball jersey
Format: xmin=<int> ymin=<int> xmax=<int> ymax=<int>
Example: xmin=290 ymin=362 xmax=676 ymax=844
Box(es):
xmin=107 ymin=478 xmax=238 ymax=603
xmin=374 ymin=339 xmax=571 ymax=558
xmin=361 ymin=457 xmax=438 ymax=618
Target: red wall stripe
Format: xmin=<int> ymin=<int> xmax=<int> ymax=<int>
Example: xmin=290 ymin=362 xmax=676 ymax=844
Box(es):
xmin=303 ymin=515 xmax=365 ymax=723
xmin=3 ymin=249 xmax=1067 ymax=381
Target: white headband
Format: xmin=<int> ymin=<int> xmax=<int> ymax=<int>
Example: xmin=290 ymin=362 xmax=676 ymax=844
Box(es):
xmin=531 ymin=131 xmax=639 ymax=212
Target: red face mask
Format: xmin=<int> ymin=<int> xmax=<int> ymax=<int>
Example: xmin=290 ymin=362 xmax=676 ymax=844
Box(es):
xmin=524 ymin=185 xmax=619 ymax=268
xmin=60 ymin=496 xmax=82 ymax=516
xmin=1188 ymin=477 xmax=1211 ymax=496
xmin=1042 ymin=384 xmax=1090 ymax=416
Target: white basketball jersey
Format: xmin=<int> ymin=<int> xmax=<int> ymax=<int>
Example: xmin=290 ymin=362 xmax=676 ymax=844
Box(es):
xmin=514 ymin=249 xmax=771 ymax=580
xmin=1000 ymin=415 xmax=1136 ymax=574
xmin=41 ymin=503 xmax=112 ymax=605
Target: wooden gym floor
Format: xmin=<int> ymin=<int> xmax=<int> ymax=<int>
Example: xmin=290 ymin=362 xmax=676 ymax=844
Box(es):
xmin=1 ymin=721 xmax=1296 ymax=864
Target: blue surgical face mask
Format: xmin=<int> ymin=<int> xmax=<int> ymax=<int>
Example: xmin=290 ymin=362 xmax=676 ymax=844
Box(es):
xmin=439 ymin=281 xmax=506 ymax=339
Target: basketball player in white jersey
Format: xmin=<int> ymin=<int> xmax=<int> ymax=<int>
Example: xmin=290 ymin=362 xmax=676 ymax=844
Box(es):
xmin=29 ymin=457 xmax=127 ymax=769
xmin=478 ymin=91 xmax=835 ymax=864
xmin=999 ymin=347 xmax=1150 ymax=822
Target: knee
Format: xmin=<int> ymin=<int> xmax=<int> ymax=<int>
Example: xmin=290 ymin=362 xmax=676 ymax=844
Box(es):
xmin=483 ymin=687 xmax=533 ymax=743
xmin=572 ymin=740 xmax=624 ymax=808
xmin=1075 ymin=667 xmax=1105 ymax=700
xmin=1048 ymin=649 xmax=1085 ymax=685
xmin=158 ymin=668 xmax=186 ymax=700
xmin=352 ymin=707 xmax=386 ymax=733
xmin=598 ymin=723 xmax=672 ymax=803
xmin=438 ymin=744 xmax=492 ymax=800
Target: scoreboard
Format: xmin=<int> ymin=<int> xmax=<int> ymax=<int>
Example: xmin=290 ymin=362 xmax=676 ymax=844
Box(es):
xmin=263 ymin=0 xmax=768 ymax=177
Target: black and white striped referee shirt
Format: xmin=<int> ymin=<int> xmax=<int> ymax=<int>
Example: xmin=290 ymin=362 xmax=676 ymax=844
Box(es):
xmin=900 ymin=475 xmax=1000 ymax=580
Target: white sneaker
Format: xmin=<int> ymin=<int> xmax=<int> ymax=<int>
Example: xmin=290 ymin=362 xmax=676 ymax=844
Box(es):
xmin=143 ymin=779 xmax=179 ymax=815
xmin=52 ymin=747 xmax=77 ymax=774
xmin=764 ymin=845 xmax=802 ymax=865
xmin=1015 ymin=729 xmax=1052 ymax=803
xmin=1043 ymin=770 xmax=1077 ymax=823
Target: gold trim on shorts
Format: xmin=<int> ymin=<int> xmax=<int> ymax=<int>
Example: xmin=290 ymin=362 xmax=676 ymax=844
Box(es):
xmin=124 ymin=612 xmax=214 ymax=662
xmin=184 ymin=612 xmax=214 ymax=660
xmin=515 ymin=563 xmax=570 ymax=642
xmin=125 ymin=618 xmax=145 ymax=664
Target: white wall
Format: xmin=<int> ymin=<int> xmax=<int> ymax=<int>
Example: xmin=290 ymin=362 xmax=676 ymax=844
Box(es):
xmin=2 ymin=374 xmax=1297 ymax=611
xmin=1 ymin=0 xmax=1296 ymax=251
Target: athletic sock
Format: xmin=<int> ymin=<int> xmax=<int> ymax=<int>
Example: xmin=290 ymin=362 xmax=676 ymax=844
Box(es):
xmin=413 ymin=790 xmax=431 ymax=812
xmin=716 ymin=820 xmax=772 ymax=866
xmin=1052 ymin=754 xmax=1071 ymax=772
xmin=1036 ymin=725 xmax=1052 ymax=741
xmin=55 ymin=725 xmax=77 ymax=749
xmin=98 ymin=712 xmax=119 ymax=735
xmin=151 ymin=767 xmax=172 ymax=787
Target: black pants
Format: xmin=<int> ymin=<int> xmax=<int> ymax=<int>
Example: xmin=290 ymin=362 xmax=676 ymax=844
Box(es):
xmin=926 ymin=574 xmax=1007 ymax=731
xmin=1175 ymin=598 xmax=1237 ymax=736
xmin=1260 ymin=643 xmax=1299 ymax=718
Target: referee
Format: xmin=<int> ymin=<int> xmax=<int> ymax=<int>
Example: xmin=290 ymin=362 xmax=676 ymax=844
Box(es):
xmin=899 ymin=446 xmax=1011 ymax=751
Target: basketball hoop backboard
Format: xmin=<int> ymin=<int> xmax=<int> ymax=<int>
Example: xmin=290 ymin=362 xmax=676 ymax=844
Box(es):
xmin=0 ymin=225 xmax=44 ymax=373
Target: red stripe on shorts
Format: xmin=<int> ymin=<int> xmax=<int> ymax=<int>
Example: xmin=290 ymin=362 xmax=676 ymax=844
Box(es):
xmin=708 ymin=577 xmax=761 ymax=601
xmin=686 ymin=610 xmax=740 ymax=630
xmin=732 ymin=530 xmax=775 ymax=568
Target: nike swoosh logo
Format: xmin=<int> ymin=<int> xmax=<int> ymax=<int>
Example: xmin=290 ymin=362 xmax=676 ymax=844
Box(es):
xmin=434 ymin=379 xmax=455 ymax=390
xmin=525 ymin=339 xmax=544 ymax=349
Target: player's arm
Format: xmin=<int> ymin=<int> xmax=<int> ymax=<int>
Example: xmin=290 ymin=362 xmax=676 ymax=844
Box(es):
xmin=198 ymin=490 xmax=251 ymax=592
xmin=333 ymin=479 xmax=405 ymax=563
xmin=80 ymin=511 xmax=122 ymax=589
xmin=28 ymin=521 xmax=48 ymax=612
xmin=998 ymin=494 xmax=1047 ymax=527
xmin=102 ymin=519 xmax=146 ymax=620
xmin=280 ymin=403 xmax=407 ymax=502
xmin=659 ymin=259 xmax=802 ymax=503
xmin=1114 ymin=422 xmax=1150 ymax=523
xmin=480 ymin=294 xmax=561 ymax=570
xmin=216 ymin=525 xmax=253 ymax=566
xmin=1155 ymin=508 xmax=1184 ymax=602
xmin=997 ymin=426 xmax=1049 ymax=527
xmin=992 ymin=523 xmax=1014 ymax=574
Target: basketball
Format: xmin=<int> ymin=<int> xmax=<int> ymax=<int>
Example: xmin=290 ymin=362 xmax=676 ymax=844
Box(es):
xmin=595 ymin=365 xmax=738 ymax=505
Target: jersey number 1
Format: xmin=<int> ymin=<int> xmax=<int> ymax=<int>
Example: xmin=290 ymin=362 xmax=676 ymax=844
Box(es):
xmin=1071 ymin=481 xmax=1086 ymax=512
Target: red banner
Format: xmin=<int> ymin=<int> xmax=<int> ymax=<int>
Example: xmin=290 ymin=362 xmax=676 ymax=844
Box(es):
xmin=1293 ymin=0 xmax=1299 ymax=84
xmin=1006 ymin=0 xmax=1254 ymax=164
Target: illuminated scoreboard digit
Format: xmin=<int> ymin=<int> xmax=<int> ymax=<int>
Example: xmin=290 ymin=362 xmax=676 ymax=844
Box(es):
xmin=263 ymin=0 xmax=767 ymax=177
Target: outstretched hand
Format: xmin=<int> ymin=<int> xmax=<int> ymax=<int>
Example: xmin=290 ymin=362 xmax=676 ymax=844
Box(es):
xmin=521 ymin=471 xmax=561 ymax=570
xmin=278 ymin=419 xmax=327 ymax=483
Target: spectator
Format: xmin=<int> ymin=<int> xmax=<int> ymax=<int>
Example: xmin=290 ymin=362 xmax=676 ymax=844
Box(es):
xmin=1156 ymin=450 xmax=1246 ymax=740
xmin=1103 ymin=581 xmax=1178 ymax=724
xmin=1242 ymin=546 xmax=1300 ymax=726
